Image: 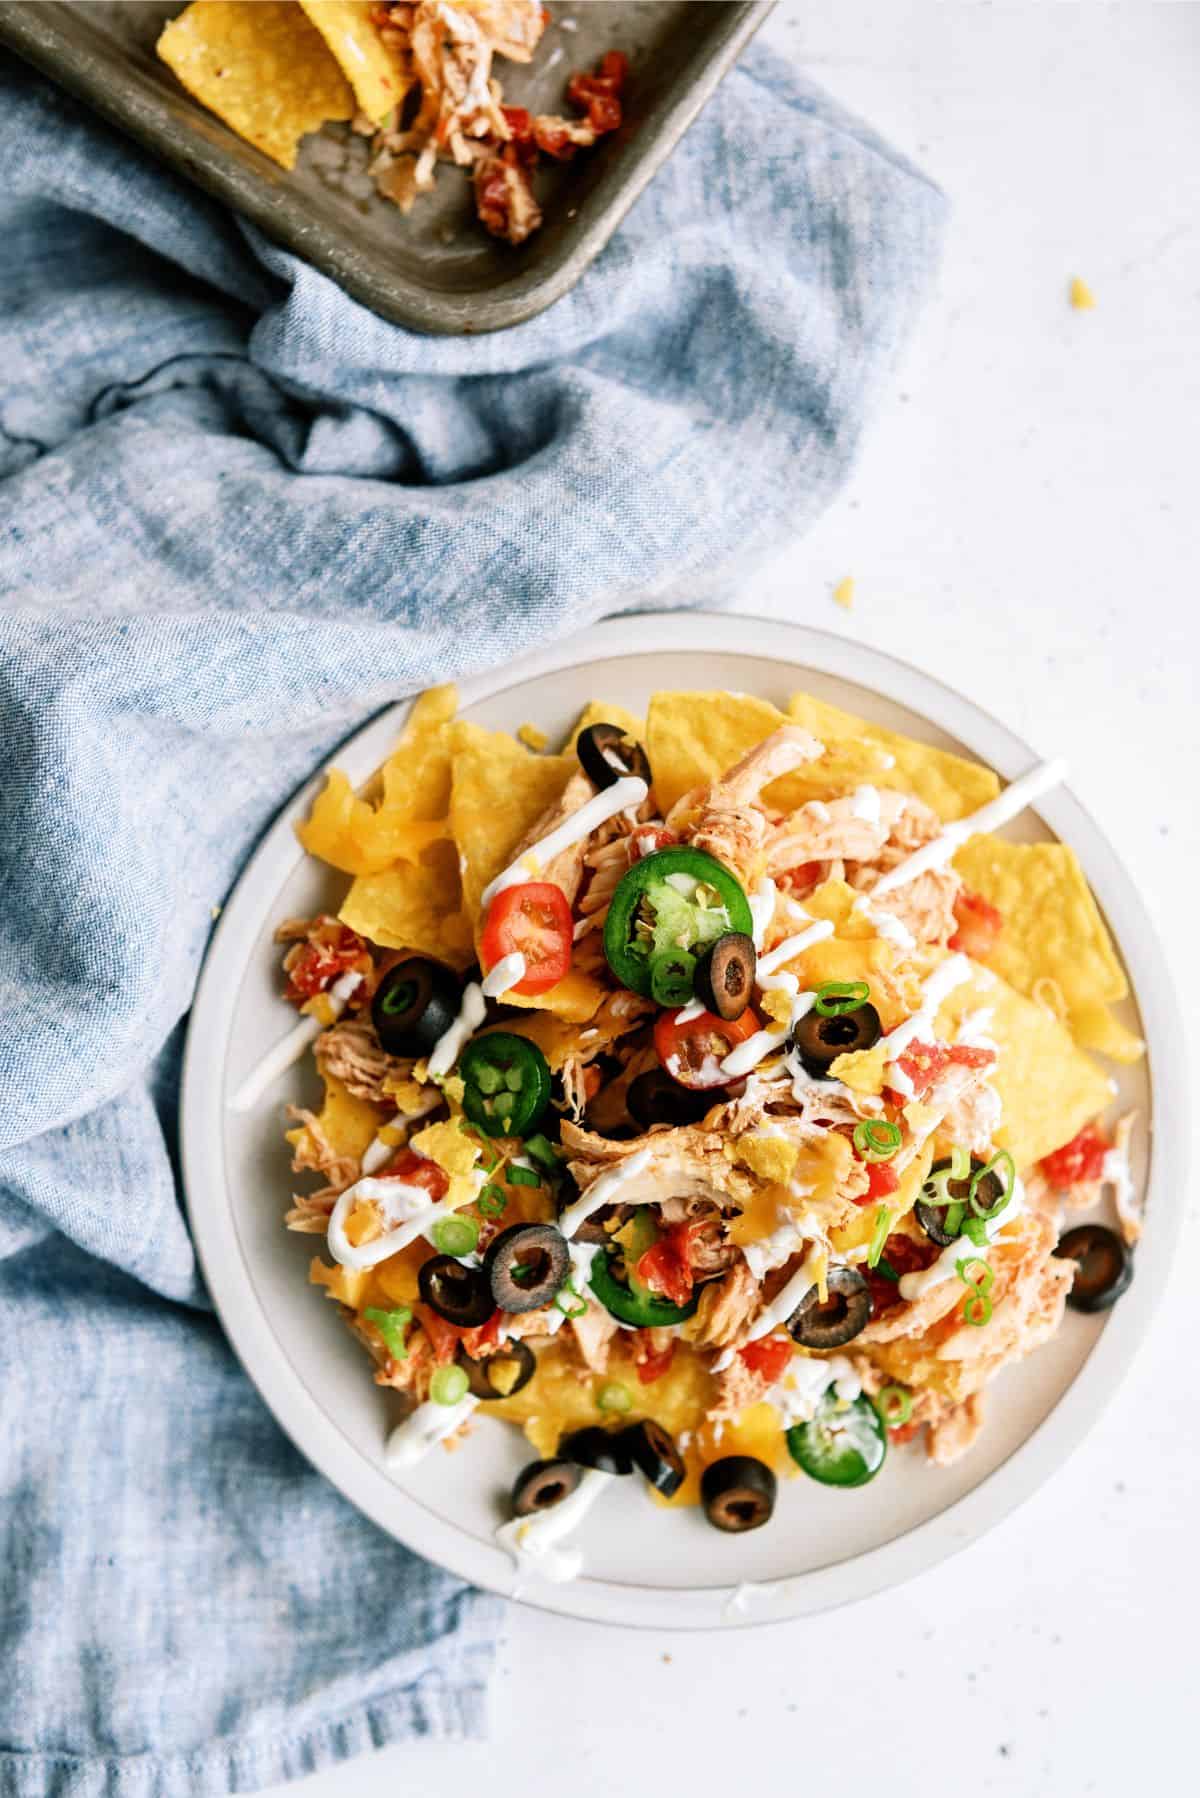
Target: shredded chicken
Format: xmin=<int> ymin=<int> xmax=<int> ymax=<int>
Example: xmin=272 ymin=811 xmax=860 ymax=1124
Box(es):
xmin=668 ymin=727 xmax=824 ymax=885
xmin=693 ymin=1263 xmax=759 ymax=1349
xmin=926 ymin=1393 xmax=987 ymax=1466
xmin=766 ymin=789 xmax=913 ymax=872
xmin=570 ymin=1304 xmax=618 ymax=1373
xmin=314 ymin=1017 xmax=411 ymax=1106
xmin=285 ymin=1102 xmax=360 ymax=1213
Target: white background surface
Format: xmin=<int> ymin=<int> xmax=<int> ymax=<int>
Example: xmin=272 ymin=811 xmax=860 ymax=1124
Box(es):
xmin=268 ymin=4 xmax=1200 ymax=1793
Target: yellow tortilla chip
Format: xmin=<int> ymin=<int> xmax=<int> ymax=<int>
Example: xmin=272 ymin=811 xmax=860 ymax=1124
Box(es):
xmin=158 ymin=1 xmax=354 ymax=169
xmin=646 ymin=690 xmax=790 ymax=817
xmin=517 ymin=723 xmax=548 ymax=752
xmin=379 ymin=684 xmax=458 ymax=818
xmin=942 ymin=971 xmax=1113 ymax=1169
xmin=409 ymin=1118 xmax=481 ymax=1208
xmin=831 ymin=1142 xmax=934 ymax=1253
xmin=448 ymin=721 xmax=575 ymax=925
xmin=286 ymin=1069 xmax=382 ymax=1167
xmin=787 ymin=692 xmax=1000 ymax=821
xmin=564 ymin=700 xmax=647 ymax=751
xmin=953 ymin=835 xmax=1142 ymax=1063
xmin=298 ymin=0 xmax=411 ymax=122
xmin=339 ymin=836 xmax=474 ymax=965
xmin=296 ymin=769 xmax=449 ymax=875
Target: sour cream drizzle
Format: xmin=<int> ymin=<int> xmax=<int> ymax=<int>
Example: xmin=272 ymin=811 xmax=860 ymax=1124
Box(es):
xmin=481 ymin=951 xmax=527 ymax=1000
xmin=480 ymin=775 xmax=648 ymax=907
xmin=867 ymin=758 xmax=1068 ymax=900
xmin=850 ymin=784 xmax=882 ymax=824
xmin=495 ymin=1467 xmax=614 ymax=1584
xmin=721 ymin=991 xmax=815 ymax=1079
xmin=327 ymin=1167 xmax=485 ymax=1271
xmin=386 ymin=1393 xmax=479 ymax=1469
xmin=229 ymin=970 xmax=362 ymax=1112
xmin=557 ymin=1147 xmax=653 ymax=1239
xmin=714 ymin=1245 xmax=827 ymax=1369
xmin=427 ymin=981 xmax=487 ymax=1078
xmin=748 ymin=877 xmax=777 ymax=950
xmin=879 ymin=952 xmax=972 ymax=1060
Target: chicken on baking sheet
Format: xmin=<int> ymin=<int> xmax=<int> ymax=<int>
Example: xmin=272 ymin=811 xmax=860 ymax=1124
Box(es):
xmin=234 ymin=682 xmax=1143 ymax=1578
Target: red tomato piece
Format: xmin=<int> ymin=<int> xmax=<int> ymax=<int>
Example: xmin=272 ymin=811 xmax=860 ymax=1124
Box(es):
xmin=634 ymin=1334 xmax=677 ymax=1384
xmin=863 ymin=1162 xmax=901 ymax=1203
xmin=891 ymin=1040 xmax=994 ymax=1102
xmin=653 ymin=1007 xmax=760 ymax=1090
xmin=776 ymin=860 xmax=825 ymax=898
xmin=502 ymin=105 xmax=533 ymax=143
xmin=377 ymin=1149 xmax=449 ymax=1204
xmin=635 ymin=1222 xmax=696 ymax=1308
xmin=481 ymin=881 xmax=573 ymax=995
xmin=1040 ymin=1125 xmax=1109 ymax=1188
xmin=533 ymin=120 xmax=576 ymax=161
xmin=460 ymin=1310 xmax=504 ymax=1358
xmin=597 ymin=49 xmax=630 ymax=89
xmin=629 ymin=825 xmax=676 ymax=861
xmin=949 ymin=889 xmax=1004 ymax=959
xmin=284 ymin=923 xmax=366 ymax=1004
xmin=889 ymin=1419 xmax=922 ymax=1445
xmin=738 ymin=1335 xmax=792 ymax=1384
xmin=417 ymin=1306 xmax=461 ymax=1365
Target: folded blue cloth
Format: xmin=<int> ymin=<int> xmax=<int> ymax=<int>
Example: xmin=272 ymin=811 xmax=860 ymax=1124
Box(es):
xmin=0 ymin=34 xmax=943 ymax=1798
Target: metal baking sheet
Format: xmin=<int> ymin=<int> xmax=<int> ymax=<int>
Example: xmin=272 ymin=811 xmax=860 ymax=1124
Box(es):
xmin=0 ymin=1 xmax=771 ymax=333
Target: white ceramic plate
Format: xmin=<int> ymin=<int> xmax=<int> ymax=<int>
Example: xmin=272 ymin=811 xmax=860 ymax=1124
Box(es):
xmin=181 ymin=614 xmax=1184 ymax=1629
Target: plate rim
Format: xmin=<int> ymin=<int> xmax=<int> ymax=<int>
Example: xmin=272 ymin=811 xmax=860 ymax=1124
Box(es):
xmin=181 ymin=611 xmax=1187 ymax=1630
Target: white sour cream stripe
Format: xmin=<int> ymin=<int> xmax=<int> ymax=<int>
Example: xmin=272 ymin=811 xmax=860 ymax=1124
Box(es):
xmin=495 ymin=1468 xmax=614 ymax=1584
xmin=386 ymin=1394 xmax=479 ymax=1469
xmin=481 ymin=951 xmax=527 ymax=1000
xmin=480 ymin=775 xmax=648 ymax=908
xmin=721 ymin=992 xmax=815 ymax=1079
xmin=557 ymin=1148 xmax=653 ymax=1239
xmin=327 ymin=1172 xmax=485 ymax=1271
xmin=229 ymin=969 xmax=362 ymax=1112
xmin=427 ymin=981 xmax=487 ymax=1078
xmin=880 ymin=953 xmax=973 ymax=1061
xmin=755 ymin=918 xmax=835 ymax=979
xmin=748 ymin=877 xmax=778 ymax=950
xmin=868 ymin=757 xmax=1068 ymax=900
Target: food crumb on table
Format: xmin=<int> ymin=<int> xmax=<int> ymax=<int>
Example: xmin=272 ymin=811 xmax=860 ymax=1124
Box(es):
xmin=1069 ymin=276 xmax=1096 ymax=310
xmin=833 ymin=575 xmax=855 ymax=610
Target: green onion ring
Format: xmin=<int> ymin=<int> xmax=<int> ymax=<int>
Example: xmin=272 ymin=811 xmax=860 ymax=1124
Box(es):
xmin=877 ymin=1384 xmax=913 ymax=1427
xmin=813 ymin=979 xmax=871 ymax=1018
xmin=853 ymin=1118 xmax=903 ymax=1162
xmin=429 ymin=1364 xmax=470 ymax=1406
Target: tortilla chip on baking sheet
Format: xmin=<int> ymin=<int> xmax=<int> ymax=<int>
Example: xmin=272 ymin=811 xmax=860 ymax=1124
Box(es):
xmin=298 ymin=685 xmax=457 ymax=876
xmin=298 ymin=0 xmax=413 ymax=122
xmin=787 ymin=692 xmax=1000 ymax=822
xmin=941 ymin=970 xmax=1114 ymax=1170
xmin=953 ymin=836 xmax=1143 ymax=1063
xmin=157 ymin=1 xmax=355 ymax=169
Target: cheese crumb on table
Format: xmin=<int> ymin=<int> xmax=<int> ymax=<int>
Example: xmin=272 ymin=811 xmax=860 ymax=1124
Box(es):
xmin=1069 ymin=276 xmax=1096 ymax=310
xmin=833 ymin=576 xmax=855 ymax=611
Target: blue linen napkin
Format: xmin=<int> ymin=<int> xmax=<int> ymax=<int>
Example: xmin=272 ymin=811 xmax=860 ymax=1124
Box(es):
xmin=0 ymin=33 xmax=944 ymax=1798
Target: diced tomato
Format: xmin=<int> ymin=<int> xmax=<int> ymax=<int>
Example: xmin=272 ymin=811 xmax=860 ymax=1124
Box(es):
xmin=502 ymin=105 xmax=533 ymax=143
xmin=416 ymin=1306 xmax=461 ymax=1365
xmin=633 ymin=1334 xmax=677 ymax=1384
xmin=630 ymin=825 xmax=676 ymax=861
xmin=860 ymin=1161 xmax=901 ymax=1204
xmin=949 ymin=889 xmax=1004 ymax=959
xmin=865 ymin=1232 xmax=937 ymax=1314
xmin=533 ymin=120 xmax=577 ymax=161
xmin=284 ymin=923 xmax=367 ymax=1004
xmin=460 ymin=1310 xmax=504 ymax=1358
xmin=481 ymin=881 xmax=573 ymax=995
xmin=776 ymin=861 xmax=825 ymax=898
xmin=597 ymin=49 xmax=630 ymax=88
xmin=889 ymin=1420 xmax=922 ymax=1445
xmin=635 ymin=1222 xmax=696 ymax=1308
xmin=376 ymin=1149 xmax=450 ymax=1204
xmin=889 ymin=1040 xmax=994 ymax=1103
xmin=738 ymin=1335 xmax=792 ymax=1384
xmin=654 ymin=1006 xmax=760 ymax=1090
xmin=1040 ymin=1124 xmax=1109 ymax=1189
xmin=566 ymin=50 xmax=628 ymax=135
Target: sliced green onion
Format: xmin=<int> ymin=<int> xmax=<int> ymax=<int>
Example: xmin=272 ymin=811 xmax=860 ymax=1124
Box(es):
xmin=877 ymin=1384 xmax=913 ymax=1427
xmin=363 ymin=1306 xmax=411 ymax=1362
xmin=968 ymin=1149 xmax=1017 ymax=1219
xmin=960 ymin=1215 xmax=989 ymax=1248
xmin=555 ymin=1282 xmax=588 ymax=1319
xmin=867 ymin=1206 xmax=893 ymax=1268
xmin=943 ymin=1200 xmax=965 ymax=1238
xmin=596 ymin=1381 xmax=632 ymax=1413
xmin=524 ymin=1134 xmax=561 ymax=1173
xmin=921 ymin=1143 xmax=971 ymax=1205
xmin=477 ymin=1184 xmax=508 ymax=1218
xmin=429 ymin=1364 xmax=470 ymax=1406
xmin=956 ymin=1255 xmax=994 ymax=1325
xmin=505 ymin=1162 xmax=541 ymax=1188
xmin=649 ymin=947 xmax=697 ymax=1008
xmin=853 ymin=1118 xmax=903 ymax=1163
xmin=430 ymin=1216 xmax=480 ymax=1258
xmin=813 ymin=979 xmax=871 ymax=1017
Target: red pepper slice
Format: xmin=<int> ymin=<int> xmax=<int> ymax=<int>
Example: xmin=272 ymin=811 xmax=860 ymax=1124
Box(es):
xmin=653 ymin=1007 xmax=759 ymax=1090
xmin=1040 ymin=1125 xmax=1108 ymax=1188
xmin=481 ymin=881 xmax=573 ymax=995
xmin=889 ymin=1040 xmax=994 ymax=1103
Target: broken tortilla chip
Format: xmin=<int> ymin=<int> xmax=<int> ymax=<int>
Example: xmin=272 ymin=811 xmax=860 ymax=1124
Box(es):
xmin=787 ymin=692 xmax=1000 ymax=821
xmin=953 ymin=836 xmax=1143 ymax=1064
xmin=158 ymin=1 xmax=354 ymax=169
xmin=339 ymin=836 xmax=474 ymax=966
xmin=298 ymin=0 xmax=412 ymax=122
xmin=448 ymin=721 xmax=576 ymax=926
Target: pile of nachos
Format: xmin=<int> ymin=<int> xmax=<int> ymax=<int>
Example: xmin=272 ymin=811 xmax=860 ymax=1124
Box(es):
xmin=250 ymin=683 xmax=1143 ymax=1549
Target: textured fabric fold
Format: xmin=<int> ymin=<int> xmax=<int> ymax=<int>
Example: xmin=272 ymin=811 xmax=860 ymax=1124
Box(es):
xmin=0 ymin=35 xmax=944 ymax=1797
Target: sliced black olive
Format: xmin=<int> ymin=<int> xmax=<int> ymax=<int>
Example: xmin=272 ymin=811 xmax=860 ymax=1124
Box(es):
xmin=576 ymin=722 xmax=652 ymax=792
xmin=787 ymin=1266 xmax=873 ymax=1348
xmin=626 ymin=1069 xmax=712 ymax=1130
xmin=458 ymin=1338 xmax=536 ymax=1400
xmin=371 ymin=957 xmax=461 ymax=1057
xmin=417 ymin=1256 xmax=495 ymax=1328
xmin=1058 ymin=1224 xmax=1133 ymax=1313
xmin=695 ymin=932 xmax=756 ymax=1022
xmin=915 ymin=1155 xmax=1007 ymax=1246
xmin=700 ymin=1456 xmax=776 ymax=1533
xmin=619 ymin=1419 xmax=686 ymax=1498
xmin=559 ymin=1424 xmax=636 ymax=1475
xmin=790 ymin=1003 xmax=882 ymax=1078
xmin=484 ymin=1222 xmax=570 ymax=1314
xmin=512 ymin=1457 xmax=582 ymax=1517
